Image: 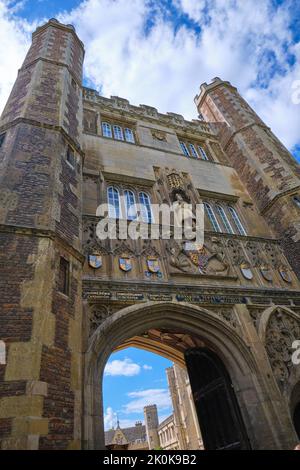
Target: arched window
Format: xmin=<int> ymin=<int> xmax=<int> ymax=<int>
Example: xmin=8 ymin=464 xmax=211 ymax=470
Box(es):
xmin=102 ymin=122 xmax=112 ymax=138
xmin=198 ymin=145 xmax=209 ymax=161
xmin=189 ymin=143 xmax=198 ymax=158
xmin=124 ymin=128 xmax=135 ymax=143
xmin=228 ymin=206 xmax=247 ymax=235
xmin=124 ymin=189 xmax=137 ymax=220
xmin=113 ymin=125 xmax=124 ymax=141
xmin=138 ymin=192 xmax=153 ymax=223
xmin=107 ymin=186 xmax=121 ymax=218
xmin=204 ymin=203 xmax=221 ymax=232
xmin=180 ymin=141 xmax=190 ymax=157
xmin=216 ymin=205 xmax=234 ymax=234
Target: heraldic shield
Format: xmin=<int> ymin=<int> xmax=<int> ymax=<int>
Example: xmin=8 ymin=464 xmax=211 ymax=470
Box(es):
xmin=147 ymin=258 xmax=160 ymax=273
xmin=88 ymin=254 xmax=102 ymax=269
xmin=119 ymin=257 xmax=132 ymax=272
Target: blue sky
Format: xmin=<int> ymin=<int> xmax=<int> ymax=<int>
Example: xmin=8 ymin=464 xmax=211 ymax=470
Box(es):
xmin=103 ymin=347 xmax=173 ymax=430
xmin=0 ymin=0 xmax=299 ymax=159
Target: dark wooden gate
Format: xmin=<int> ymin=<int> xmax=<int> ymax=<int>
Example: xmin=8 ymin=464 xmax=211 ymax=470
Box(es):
xmin=185 ymin=348 xmax=250 ymax=450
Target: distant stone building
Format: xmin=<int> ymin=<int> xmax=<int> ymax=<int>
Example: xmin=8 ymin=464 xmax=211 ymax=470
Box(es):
xmin=105 ymin=421 xmax=148 ymax=450
xmin=1 ymin=18 xmax=300 ymax=450
xmin=165 ymin=364 xmax=203 ymax=450
xmin=158 ymin=415 xmax=178 ymax=450
xmin=105 ymin=365 xmax=203 ymax=451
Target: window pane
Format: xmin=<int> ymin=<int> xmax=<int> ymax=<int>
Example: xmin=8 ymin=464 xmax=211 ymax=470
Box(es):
xmin=204 ymin=203 xmax=221 ymax=232
xmin=138 ymin=192 xmax=153 ymax=223
xmin=124 ymin=190 xmax=137 ymax=220
xmin=113 ymin=125 xmax=124 ymax=141
xmin=216 ymin=205 xmax=234 ymax=234
xmin=228 ymin=206 xmax=247 ymax=235
xmin=198 ymin=145 xmax=209 ymax=160
xmin=107 ymin=186 xmax=121 ymax=218
xmin=189 ymin=143 xmax=198 ymax=158
xmin=180 ymin=141 xmax=190 ymax=157
xmin=124 ymin=128 xmax=135 ymax=143
xmin=102 ymin=122 xmax=112 ymax=138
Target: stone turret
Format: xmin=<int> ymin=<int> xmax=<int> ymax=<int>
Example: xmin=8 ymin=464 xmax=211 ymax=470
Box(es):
xmin=144 ymin=404 xmax=160 ymax=449
xmin=0 ymin=19 xmax=84 ymax=449
xmin=195 ymin=77 xmax=300 ymax=277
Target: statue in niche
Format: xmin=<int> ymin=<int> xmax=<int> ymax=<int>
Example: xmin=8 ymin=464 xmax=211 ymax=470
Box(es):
xmin=171 ymin=188 xmax=197 ymax=240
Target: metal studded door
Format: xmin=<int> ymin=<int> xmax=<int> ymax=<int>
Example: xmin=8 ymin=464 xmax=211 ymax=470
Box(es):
xmin=185 ymin=348 xmax=250 ymax=450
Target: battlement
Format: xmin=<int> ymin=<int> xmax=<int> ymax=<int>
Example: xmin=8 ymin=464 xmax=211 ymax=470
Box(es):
xmin=83 ymin=87 xmax=214 ymax=135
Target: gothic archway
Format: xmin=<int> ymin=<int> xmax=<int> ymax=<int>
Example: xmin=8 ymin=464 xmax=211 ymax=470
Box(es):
xmin=83 ymin=301 xmax=296 ymax=449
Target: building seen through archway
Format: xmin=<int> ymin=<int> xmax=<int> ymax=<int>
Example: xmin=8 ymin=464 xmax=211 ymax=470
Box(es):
xmin=103 ymin=347 xmax=204 ymax=451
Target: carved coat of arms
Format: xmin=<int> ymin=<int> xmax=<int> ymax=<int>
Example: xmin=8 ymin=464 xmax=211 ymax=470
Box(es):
xmin=147 ymin=257 xmax=160 ymax=273
xmin=119 ymin=257 xmax=132 ymax=272
xmin=88 ymin=254 xmax=103 ymax=269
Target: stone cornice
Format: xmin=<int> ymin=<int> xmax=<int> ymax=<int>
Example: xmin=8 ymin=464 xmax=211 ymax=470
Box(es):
xmin=260 ymin=185 xmax=300 ymax=215
xmin=82 ymin=278 xmax=300 ymax=304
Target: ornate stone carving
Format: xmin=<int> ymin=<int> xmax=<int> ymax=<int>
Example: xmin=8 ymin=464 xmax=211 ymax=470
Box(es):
xmin=226 ymin=239 xmax=245 ymax=265
xmin=113 ymin=241 xmax=136 ymax=257
xmin=215 ymin=308 xmax=237 ymax=328
xmin=205 ymin=237 xmax=230 ymax=276
xmin=264 ymin=242 xmax=282 ymax=269
xmin=265 ymin=309 xmax=300 ymax=386
xmin=166 ymin=237 xmax=231 ymax=277
xmin=89 ymin=304 xmax=120 ymax=335
xmin=167 ymin=171 xmax=184 ymax=190
xmin=245 ymin=241 xmax=263 ymax=267
xmin=151 ymin=130 xmax=167 ymax=141
xmin=166 ymin=240 xmax=193 ymax=273
xmin=248 ymin=307 xmax=264 ymax=330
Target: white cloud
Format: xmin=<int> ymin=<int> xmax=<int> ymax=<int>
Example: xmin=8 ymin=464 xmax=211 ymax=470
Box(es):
xmin=0 ymin=0 xmax=299 ymax=152
xmin=104 ymin=357 xmax=141 ymax=376
xmin=104 ymin=406 xmax=116 ymax=429
xmin=0 ymin=1 xmax=34 ymax=114
xmin=123 ymin=388 xmax=172 ymax=414
xmin=143 ymin=364 xmax=152 ymax=370
xmin=58 ymin=0 xmax=300 ymax=151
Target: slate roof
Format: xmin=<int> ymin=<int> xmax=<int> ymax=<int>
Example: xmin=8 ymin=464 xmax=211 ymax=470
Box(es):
xmin=105 ymin=424 xmax=147 ymax=445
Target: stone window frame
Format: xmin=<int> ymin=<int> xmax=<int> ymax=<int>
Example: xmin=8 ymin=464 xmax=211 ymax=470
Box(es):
xmin=204 ymin=202 xmax=222 ymax=232
xmin=107 ymin=185 xmax=122 ymax=219
xmin=178 ymin=137 xmax=213 ymax=162
xmin=215 ymin=204 xmax=235 ymax=234
xmin=106 ymin=184 xmax=154 ymax=223
xmin=227 ymin=205 xmax=247 ymax=236
xmin=100 ymin=118 xmax=136 ymax=144
xmin=66 ymin=145 xmax=76 ymax=169
xmin=203 ymin=199 xmax=248 ymax=236
xmin=58 ymin=256 xmax=70 ymax=296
